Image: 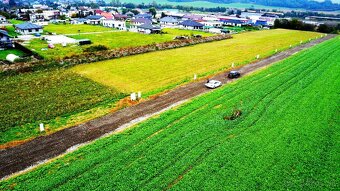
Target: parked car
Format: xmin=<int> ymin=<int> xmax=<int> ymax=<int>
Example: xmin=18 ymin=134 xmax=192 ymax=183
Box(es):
xmin=205 ymin=80 xmax=222 ymax=89
xmin=227 ymin=70 xmax=241 ymax=79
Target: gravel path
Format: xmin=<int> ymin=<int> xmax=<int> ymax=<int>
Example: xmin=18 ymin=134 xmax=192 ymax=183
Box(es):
xmin=0 ymin=34 xmax=335 ymax=179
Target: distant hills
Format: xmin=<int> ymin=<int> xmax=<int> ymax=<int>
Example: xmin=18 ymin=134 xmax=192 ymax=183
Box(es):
xmin=168 ymin=0 xmax=340 ymax=11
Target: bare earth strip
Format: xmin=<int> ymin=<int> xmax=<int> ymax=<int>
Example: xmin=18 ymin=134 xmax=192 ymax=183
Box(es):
xmin=0 ymin=34 xmax=336 ymax=179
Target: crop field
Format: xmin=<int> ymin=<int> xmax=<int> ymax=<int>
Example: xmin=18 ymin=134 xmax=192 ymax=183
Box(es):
xmin=0 ymin=29 xmax=321 ymax=145
xmin=1 ymin=35 xmax=338 ymax=190
xmin=26 ymin=28 xmax=212 ymax=59
xmin=0 ymin=70 xmax=125 ymax=144
xmin=72 ymin=29 xmax=322 ymax=93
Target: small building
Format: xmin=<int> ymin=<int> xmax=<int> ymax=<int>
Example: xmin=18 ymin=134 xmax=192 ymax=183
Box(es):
xmin=160 ymin=16 xmax=179 ymax=27
xmin=85 ymin=15 xmax=105 ymax=25
xmin=15 ymin=22 xmax=43 ymax=35
xmin=137 ymin=23 xmax=161 ymax=34
xmin=179 ymin=20 xmax=204 ymax=30
xmin=0 ymin=30 xmax=13 ymax=49
xmin=0 ymin=15 xmax=8 ymax=24
xmin=102 ymin=20 xmax=126 ymax=30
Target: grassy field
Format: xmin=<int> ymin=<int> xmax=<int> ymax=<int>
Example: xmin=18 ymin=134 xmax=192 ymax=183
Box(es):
xmin=1 ymin=35 xmax=338 ymax=190
xmin=0 ymin=29 xmax=322 ymax=145
xmin=72 ymin=29 xmax=322 ymax=93
xmin=0 ymin=70 xmax=125 ymax=144
xmin=26 ymin=28 xmax=212 ymax=59
xmin=0 ymin=49 xmax=26 ymax=60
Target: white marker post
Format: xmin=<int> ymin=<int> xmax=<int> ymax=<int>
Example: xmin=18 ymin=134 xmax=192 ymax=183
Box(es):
xmin=256 ymin=55 xmax=260 ymax=59
xmin=290 ymin=44 xmax=292 ymax=48
xmin=300 ymin=40 xmax=302 ymax=44
xmin=39 ymin=123 xmax=45 ymax=132
xmin=194 ymin=74 xmax=197 ymax=80
xmin=275 ymin=49 xmax=278 ymax=53
xmin=137 ymin=92 xmax=142 ymax=99
xmin=231 ymin=62 xmax=235 ymax=68
xmin=131 ymin=93 xmax=136 ymax=101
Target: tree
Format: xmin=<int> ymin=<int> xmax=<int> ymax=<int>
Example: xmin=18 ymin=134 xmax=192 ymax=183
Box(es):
xmin=149 ymin=7 xmax=156 ymax=18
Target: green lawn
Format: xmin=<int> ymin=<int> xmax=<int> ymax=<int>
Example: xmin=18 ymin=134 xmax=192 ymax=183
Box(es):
xmin=0 ymin=49 xmax=26 ymax=60
xmin=0 ymin=70 xmax=125 ymax=144
xmin=43 ymin=24 xmax=114 ymax=35
xmin=1 ymin=35 xmax=338 ymax=190
xmin=71 ymin=29 xmax=322 ymax=93
xmin=26 ymin=28 xmax=212 ymax=60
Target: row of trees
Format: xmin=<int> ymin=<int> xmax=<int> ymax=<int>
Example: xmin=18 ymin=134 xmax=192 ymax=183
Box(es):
xmin=274 ymin=19 xmax=340 ymax=34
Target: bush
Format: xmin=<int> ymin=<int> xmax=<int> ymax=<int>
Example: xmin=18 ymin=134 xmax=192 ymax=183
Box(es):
xmin=84 ymin=45 xmax=109 ymax=52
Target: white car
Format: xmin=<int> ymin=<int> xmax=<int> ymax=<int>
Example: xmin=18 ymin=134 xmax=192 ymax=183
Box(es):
xmin=205 ymin=80 xmax=222 ymax=89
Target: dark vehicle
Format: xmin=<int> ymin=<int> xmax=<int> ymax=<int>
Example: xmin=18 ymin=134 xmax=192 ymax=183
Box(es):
xmin=227 ymin=70 xmax=241 ymax=79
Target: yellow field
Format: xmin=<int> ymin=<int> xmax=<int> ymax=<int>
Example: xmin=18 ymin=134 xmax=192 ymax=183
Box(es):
xmin=71 ymin=29 xmax=322 ymax=93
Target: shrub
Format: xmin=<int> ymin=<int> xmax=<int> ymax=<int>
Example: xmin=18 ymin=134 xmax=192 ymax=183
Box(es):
xmin=84 ymin=45 xmax=109 ymax=52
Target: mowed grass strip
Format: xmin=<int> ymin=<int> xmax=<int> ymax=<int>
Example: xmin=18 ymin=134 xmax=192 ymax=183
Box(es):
xmin=71 ymin=29 xmax=322 ymax=93
xmin=1 ymin=35 xmax=338 ymax=191
xmin=0 ymin=70 xmax=125 ymax=144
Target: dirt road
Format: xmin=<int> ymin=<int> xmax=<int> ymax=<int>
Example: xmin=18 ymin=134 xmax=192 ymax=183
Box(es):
xmin=0 ymin=34 xmax=336 ymax=179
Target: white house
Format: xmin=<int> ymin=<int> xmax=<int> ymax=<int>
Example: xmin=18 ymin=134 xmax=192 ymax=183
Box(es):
xmin=71 ymin=18 xmax=88 ymax=25
xmin=159 ymin=16 xmax=179 ymax=28
xmin=85 ymin=15 xmax=105 ymax=25
xmin=15 ymin=22 xmax=43 ymax=35
xmin=102 ymin=20 xmax=126 ymax=30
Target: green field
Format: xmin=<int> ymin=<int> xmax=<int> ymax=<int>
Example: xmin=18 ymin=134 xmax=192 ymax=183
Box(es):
xmin=26 ymin=28 xmax=212 ymax=59
xmin=72 ymin=29 xmax=322 ymax=93
xmin=0 ymin=29 xmax=321 ymax=145
xmin=1 ymin=35 xmax=338 ymax=190
xmin=0 ymin=70 xmax=125 ymax=144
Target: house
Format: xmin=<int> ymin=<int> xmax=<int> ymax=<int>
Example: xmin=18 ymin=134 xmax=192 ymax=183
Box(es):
xmin=114 ymin=14 xmax=128 ymax=21
xmin=179 ymin=20 xmax=204 ymax=30
xmin=0 ymin=15 xmax=7 ymax=24
xmin=15 ymin=22 xmax=43 ymax=35
xmin=0 ymin=30 xmax=13 ymax=49
xmin=137 ymin=23 xmax=161 ymax=34
xmin=102 ymin=20 xmax=126 ymax=30
xmin=95 ymin=9 xmax=104 ymax=15
xmin=71 ymin=18 xmax=88 ymax=25
xmin=182 ymin=14 xmax=203 ymax=21
xmin=135 ymin=13 xmax=153 ymax=20
xmin=159 ymin=17 xmax=179 ymax=27
xmin=130 ymin=18 xmax=152 ymax=32
xmin=125 ymin=11 xmax=135 ymax=18
xmin=85 ymin=15 xmax=105 ymax=25
xmin=101 ymin=12 xmax=113 ymax=20
xmin=219 ymin=17 xmax=251 ymax=27
xmin=254 ymin=20 xmax=268 ymax=27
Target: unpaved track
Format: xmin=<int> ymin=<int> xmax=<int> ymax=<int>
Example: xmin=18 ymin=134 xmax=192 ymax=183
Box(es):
xmin=0 ymin=34 xmax=336 ymax=179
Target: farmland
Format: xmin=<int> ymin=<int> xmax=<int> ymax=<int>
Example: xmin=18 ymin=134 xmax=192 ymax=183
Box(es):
xmin=1 ymin=35 xmax=338 ymax=190
xmin=26 ymin=28 xmax=212 ymax=59
xmin=0 ymin=29 xmax=322 ymax=145
xmin=72 ymin=29 xmax=322 ymax=93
